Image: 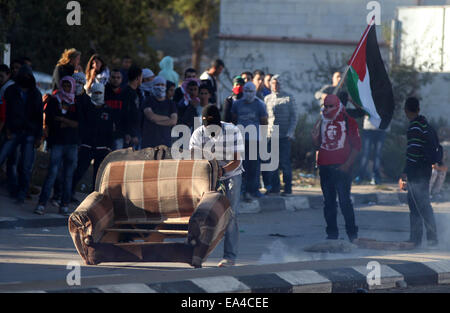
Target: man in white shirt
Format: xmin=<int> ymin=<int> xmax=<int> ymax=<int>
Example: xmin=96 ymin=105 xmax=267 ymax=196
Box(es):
xmin=189 ymin=105 xmax=244 ymax=267
xmin=200 ymin=59 xmax=225 ymax=110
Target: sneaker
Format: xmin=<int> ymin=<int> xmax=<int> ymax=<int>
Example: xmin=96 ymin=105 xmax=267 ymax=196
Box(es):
xmin=427 ymin=239 xmax=439 ymax=248
xmin=218 ymin=259 xmax=235 ymax=268
xmin=281 ymin=191 xmax=293 ymax=197
xmin=266 ymin=190 xmax=280 ymax=196
xmin=34 ymin=205 xmax=45 ymax=215
xmin=370 ymin=178 xmax=376 ymax=185
xmin=59 ymin=206 xmax=71 ymax=216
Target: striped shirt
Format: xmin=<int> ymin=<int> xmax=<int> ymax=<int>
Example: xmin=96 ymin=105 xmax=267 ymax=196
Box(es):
xmin=189 ymin=122 xmax=245 ymax=180
xmin=404 ymin=115 xmax=430 ymax=174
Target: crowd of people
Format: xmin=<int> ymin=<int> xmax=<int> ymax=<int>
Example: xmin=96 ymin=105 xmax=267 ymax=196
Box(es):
xmin=0 ymin=48 xmax=446 ymax=266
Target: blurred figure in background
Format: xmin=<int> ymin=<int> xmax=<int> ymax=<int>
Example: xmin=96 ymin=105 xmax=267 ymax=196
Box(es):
xmin=223 ymin=75 xmax=245 ymax=123
xmin=241 ymin=71 xmax=253 ymax=83
xmin=252 ymin=70 xmax=265 ymax=100
xmin=121 ymin=66 xmax=143 ymax=149
xmin=430 ymin=160 xmax=447 ymax=199
xmin=105 ymin=69 xmax=125 ymax=151
xmin=166 ymin=81 xmax=176 ymax=102
xmin=174 ymin=68 xmax=197 ymax=104
xmin=264 ymin=74 xmax=298 ymax=196
xmin=177 ymin=79 xmax=201 ymax=132
xmin=200 ymin=59 xmax=225 ymax=110
xmin=140 ymin=68 xmax=155 ymax=103
xmin=262 ymin=73 xmax=273 ymax=98
xmin=158 ymin=56 xmax=179 ymax=85
xmin=85 ymin=54 xmax=110 ymax=92
xmin=52 ymin=48 xmax=82 ymax=91
xmin=0 ymin=65 xmax=43 ymax=205
xmin=120 ymin=55 xmax=133 ymax=88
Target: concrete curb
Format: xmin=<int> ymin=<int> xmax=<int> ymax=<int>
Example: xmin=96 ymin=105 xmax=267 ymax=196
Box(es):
xmin=14 ymin=260 xmax=450 ymax=293
xmin=239 ymin=192 xmax=408 ymax=214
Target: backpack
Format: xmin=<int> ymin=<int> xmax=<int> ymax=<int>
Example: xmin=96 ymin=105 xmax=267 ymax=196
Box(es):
xmin=424 ymin=123 xmax=443 ymax=164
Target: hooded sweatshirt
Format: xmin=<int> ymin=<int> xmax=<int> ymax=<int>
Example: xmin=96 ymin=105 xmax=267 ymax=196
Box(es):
xmin=158 ymin=56 xmax=179 ymax=85
xmin=2 ymin=65 xmax=43 ymax=138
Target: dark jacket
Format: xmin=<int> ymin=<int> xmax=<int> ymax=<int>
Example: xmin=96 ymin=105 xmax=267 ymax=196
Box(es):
xmin=3 ymin=80 xmax=43 ymax=138
xmin=44 ymin=96 xmax=79 ymax=146
xmin=105 ymin=83 xmax=124 ymax=140
xmin=222 ymin=93 xmax=242 ymax=123
xmin=79 ymin=101 xmax=114 ymax=149
xmin=121 ymin=85 xmax=142 ymax=138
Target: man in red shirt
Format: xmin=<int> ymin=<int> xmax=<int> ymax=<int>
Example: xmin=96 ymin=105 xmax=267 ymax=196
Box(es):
xmin=312 ymin=94 xmax=361 ymax=242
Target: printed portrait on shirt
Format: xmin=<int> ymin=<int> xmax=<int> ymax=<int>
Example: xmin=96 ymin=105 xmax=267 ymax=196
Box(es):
xmin=321 ymin=120 xmax=347 ymax=151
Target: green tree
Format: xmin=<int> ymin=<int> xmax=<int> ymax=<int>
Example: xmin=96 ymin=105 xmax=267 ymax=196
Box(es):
xmin=0 ymin=0 xmax=16 ymax=48
xmin=4 ymin=0 xmax=167 ymax=73
xmin=169 ymin=0 xmax=220 ymax=72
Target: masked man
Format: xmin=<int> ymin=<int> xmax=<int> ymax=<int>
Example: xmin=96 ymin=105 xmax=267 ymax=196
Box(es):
xmin=189 ymin=105 xmax=245 ymax=267
xmin=231 ymin=81 xmax=268 ymax=201
xmin=312 ymin=94 xmax=361 ymax=242
xmin=35 ymin=76 xmax=78 ymax=216
xmin=71 ymin=82 xmax=114 ymax=198
xmin=142 ymin=76 xmax=178 ymax=148
xmin=222 ymin=75 xmax=245 ymax=123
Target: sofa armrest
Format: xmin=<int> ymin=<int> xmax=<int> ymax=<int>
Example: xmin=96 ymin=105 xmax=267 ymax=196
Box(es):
xmin=188 ymin=191 xmax=232 ymax=268
xmin=68 ymin=192 xmax=114 ymax=265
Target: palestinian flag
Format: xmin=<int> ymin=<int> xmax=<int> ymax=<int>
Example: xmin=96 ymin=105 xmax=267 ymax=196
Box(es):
xmin=346 ymin=18 xmax=395 ymax=130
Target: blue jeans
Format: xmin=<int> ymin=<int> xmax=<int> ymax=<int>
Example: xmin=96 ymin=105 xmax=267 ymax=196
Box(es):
xmin=0 ymin=133 xmax=36 ymax=201
xmin=242 ymin=140 xmax=260 ymax=195
xmin=6 ymin=146 xmax=20 ymax=196
xmin=319 ymin=165 xmax=358 ymax=240
xmin=357 ymin=130 xmax=386 ymax=182
xmin=39 ymin=144 xmax=78 ymax=206
xmin=222 ymin=174 xmax=242 ymax=261
xmin=271 ymin=137 xmax=292 ymax=193
xmin=261 ymin=139 xmax=273 ymax=192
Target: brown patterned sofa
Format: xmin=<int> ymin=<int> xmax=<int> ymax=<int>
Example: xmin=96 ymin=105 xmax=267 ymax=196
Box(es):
xmin=68 ymin=146 xmax=231 ymax=268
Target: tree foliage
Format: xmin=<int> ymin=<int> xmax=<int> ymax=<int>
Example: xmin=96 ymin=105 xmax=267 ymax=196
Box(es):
xmin=3 ymin=0 xmax=166 ymax=73
xmin=169 ymin=0 xmax=220 ymax=71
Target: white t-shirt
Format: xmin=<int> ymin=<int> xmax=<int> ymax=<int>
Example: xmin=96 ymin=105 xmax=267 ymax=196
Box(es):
xmin=189 ymin=122 xmax=245 ymax=180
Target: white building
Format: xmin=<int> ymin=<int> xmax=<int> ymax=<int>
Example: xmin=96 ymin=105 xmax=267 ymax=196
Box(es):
xmin=218 ymin=0 xmax=450 ymax=120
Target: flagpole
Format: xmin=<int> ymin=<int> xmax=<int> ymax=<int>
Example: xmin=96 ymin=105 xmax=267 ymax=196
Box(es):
xmin=333 ymin=16 xmax=376 ymax=103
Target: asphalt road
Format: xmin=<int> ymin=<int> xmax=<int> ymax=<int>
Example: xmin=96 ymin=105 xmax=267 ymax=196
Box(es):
xmin=2 ymin=202 xmax=450 ymax=292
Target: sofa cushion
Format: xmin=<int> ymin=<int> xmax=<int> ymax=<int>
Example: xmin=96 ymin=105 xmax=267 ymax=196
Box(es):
xmin=98 ymin=159 xmax=216 ymax=220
